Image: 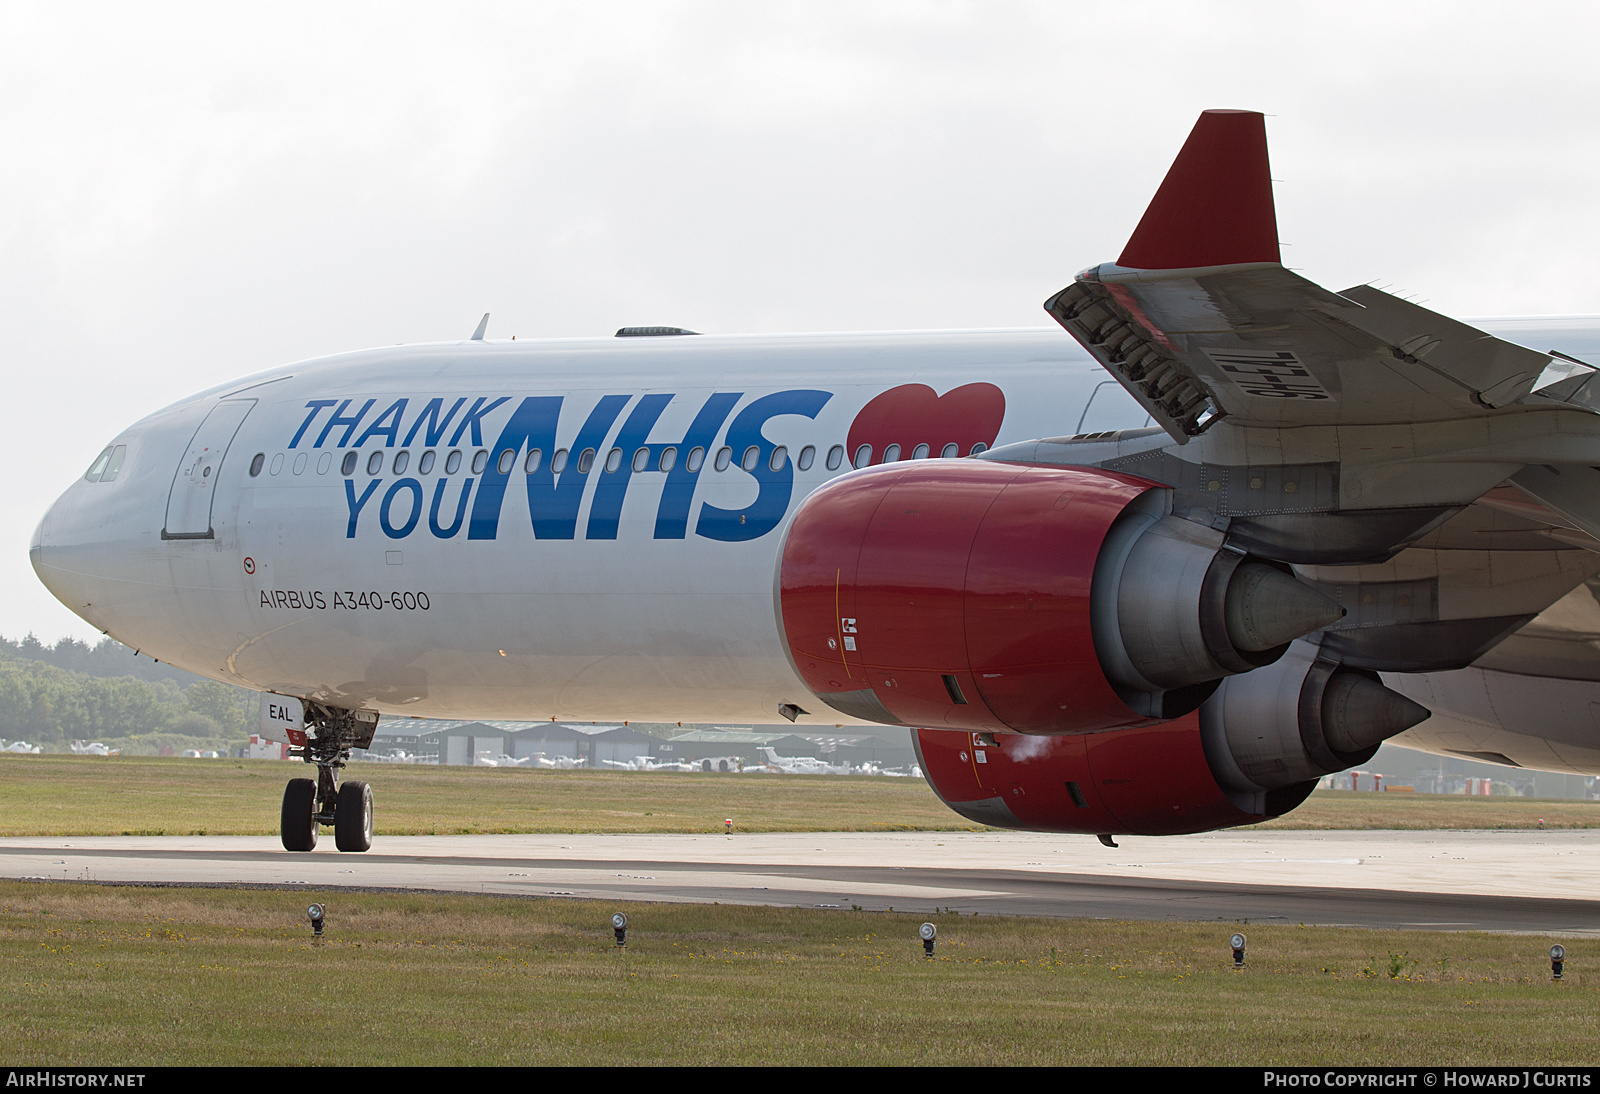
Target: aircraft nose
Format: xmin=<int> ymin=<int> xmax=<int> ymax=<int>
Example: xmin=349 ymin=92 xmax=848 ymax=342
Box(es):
xmin=30 ymin=470 xmax=132 ymax=633
xmin=31 ymin=485 xmax=86 ymax=621
xmin=28 ymin=510 xmax=45 ymax=575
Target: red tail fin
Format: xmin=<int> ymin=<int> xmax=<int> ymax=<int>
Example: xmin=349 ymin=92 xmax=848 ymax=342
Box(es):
xmin=1116 ymin=109 xmax=1279 ymax=271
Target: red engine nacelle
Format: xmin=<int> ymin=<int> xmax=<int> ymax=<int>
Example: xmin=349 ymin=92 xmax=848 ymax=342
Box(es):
xmin=777 ymin=459 xmax=1345 ymax=732
xmin=911 ymin=719 xmax=1269 ymax=836
xmin=778 ymin=458 xmax=1353 ymax=835
xmin=778 ymin=459 xmax=1157 ymax=734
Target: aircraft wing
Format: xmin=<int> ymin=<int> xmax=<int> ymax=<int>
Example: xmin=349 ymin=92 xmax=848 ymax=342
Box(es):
xmin=1045 ymin=111 xmax=1554 ymax=442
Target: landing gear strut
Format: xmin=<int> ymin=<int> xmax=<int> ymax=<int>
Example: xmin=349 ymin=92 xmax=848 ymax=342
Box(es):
xmin=279 ymin=702 xmax=379 ymax=852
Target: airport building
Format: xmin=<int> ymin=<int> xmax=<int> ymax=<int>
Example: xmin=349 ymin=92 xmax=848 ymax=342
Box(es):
xmin=358 ymin=720 xmax=919 ymax=771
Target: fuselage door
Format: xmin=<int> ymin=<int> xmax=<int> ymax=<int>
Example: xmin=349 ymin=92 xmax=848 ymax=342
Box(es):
xmin=163 ymin=398 xmax=256 ymax=539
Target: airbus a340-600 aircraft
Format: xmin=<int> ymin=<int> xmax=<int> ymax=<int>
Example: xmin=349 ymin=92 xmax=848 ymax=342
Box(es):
xmin=32 ymin=110 xmax=1600 ymax=853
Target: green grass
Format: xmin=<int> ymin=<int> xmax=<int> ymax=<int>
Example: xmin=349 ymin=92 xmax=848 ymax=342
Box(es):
xmin=0 ymin=881 xmax=1591 ymax=1066
xmin=1 ymin=754 xmax=1595 ymax=837
xmin=0 ymin=753 xmax=978 ymax=836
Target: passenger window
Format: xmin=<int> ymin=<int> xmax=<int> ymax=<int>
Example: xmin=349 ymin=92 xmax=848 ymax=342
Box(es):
xmin=714 ymin=447 xmax=732 ymax=471
xmin=970 ymin=442 xmax=989 ymax=456
xmin=550 ymin=448 xmax=569 ymax=474
xmin=882 ymin=444 xmax=901 ymax=463
xmin=911 ymin=443 xmax=930 ymax=460
xmin=940 ymin=443 xmax=959 ymax=458
xmin=741 ymin=446 xmax=760 ymax=472
xmin=292 ymin=452 xmax=308 ymax=475
xmin=524 ymin=449 xmax=541 ymax=473
xmin=852 ymin=444 xmax=872 ymax=469
xmin=249 ymin=453 xmax=265 ymax=477
xmin=605 ymin=448 xmax=623 ymax=473
xmin=631 ymin=448 xmax=650 ymax=473
xmin=686 ymin=447 xmax=705 ymax=472
xmin=394 ymin=451 xmax=410 ymax=475
xmin=471 ymin=450 xmax=489 ymax=474
xmin=445 ymin=450 xmax=462 ymax=475
xmin=85 ymin=447 xmax=113 ymax=482
xmin=497 ymin=448 xmax=516 ymax=474
xmin=340 ymin=452 xmax=355 ymax=476
xmin=576 ymin=448 xmax=595 ymax=474
xmin=826 ymin=445 xmax=844 ymax=470
xmin=419 ymin=450 xmax=436 ymax=475
xmin=366 ymin=451 xmax=383 ymax=475
xmin=660 ymin=446 xmax=678 ymax=472
xmin=798 ymin=445 xmax=815 ymax=471
xmin=768 ymin=445 xmax=787 ymax=472
xmin=316 ymin=451 xmax=332 ymax=475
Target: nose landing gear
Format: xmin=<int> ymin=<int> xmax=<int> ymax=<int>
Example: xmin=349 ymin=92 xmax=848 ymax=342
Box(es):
xmin=279 ymin=703 xmax=379 ymax=853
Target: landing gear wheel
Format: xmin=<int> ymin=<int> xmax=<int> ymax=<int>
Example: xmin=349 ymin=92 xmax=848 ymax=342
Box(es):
xmin=335 ymin=780 xmax=373 ymax=852
xmin=281 ymin=778 xmax=318 ymax=852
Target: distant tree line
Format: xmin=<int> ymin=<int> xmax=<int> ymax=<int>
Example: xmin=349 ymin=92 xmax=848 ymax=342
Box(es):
xmin=0 ymin=634 xmax=254 ymax=745
xmin=0 ymin=634 xmax=207 ymax=687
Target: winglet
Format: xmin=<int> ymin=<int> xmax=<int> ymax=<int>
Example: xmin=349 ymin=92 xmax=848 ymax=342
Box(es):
xmin=1116 ymin=110 xmax=1279 ymax=271
xmin=470 ymin=313 xmax=490 ymax=341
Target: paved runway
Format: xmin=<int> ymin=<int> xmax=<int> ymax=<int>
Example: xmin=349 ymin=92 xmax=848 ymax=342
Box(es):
xmin=2 ymin=829 xmax=1596 ymax=934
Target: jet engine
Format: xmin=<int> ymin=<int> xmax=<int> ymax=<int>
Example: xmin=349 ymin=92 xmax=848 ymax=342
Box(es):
xmin=910 ymin=640 xmax=1430 ymax=837
xmin=911 ymin=717 xmax=1265 ymax=836
xmin=777 ymin=460 xmax=1344 ymax=732
xmin=1198 ymin=639 xmax=1431 ymax=814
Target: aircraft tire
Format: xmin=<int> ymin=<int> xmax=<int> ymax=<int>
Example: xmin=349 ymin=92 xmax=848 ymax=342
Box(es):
xmin=334 ymin=780 xmax=373 ymax=853
xmin=281 ymin=779 xmax=317 ymax=852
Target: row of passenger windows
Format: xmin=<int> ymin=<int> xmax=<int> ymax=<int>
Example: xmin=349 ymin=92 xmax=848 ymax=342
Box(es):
xmin=246 ymin=440 xmax=993 ymax=479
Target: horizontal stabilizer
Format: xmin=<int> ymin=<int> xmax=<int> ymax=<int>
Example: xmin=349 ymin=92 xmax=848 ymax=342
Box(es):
xmin=1118 ymin=109 xmax=1279 ymax=271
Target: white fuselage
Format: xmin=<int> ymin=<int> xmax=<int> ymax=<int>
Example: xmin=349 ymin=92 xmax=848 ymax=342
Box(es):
xmin=32 ymin=329 xmax=1144 ymax=725
xmin=33 ymin=321 xmax=1600 ymax=775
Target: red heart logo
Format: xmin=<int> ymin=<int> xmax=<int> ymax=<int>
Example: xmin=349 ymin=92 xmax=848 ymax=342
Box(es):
xmin=846 ymin=383 xmax=1005 ymax=464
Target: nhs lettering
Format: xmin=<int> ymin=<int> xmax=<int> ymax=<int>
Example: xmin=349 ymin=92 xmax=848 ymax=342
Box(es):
xmin=289 ymin=389 xmax=833 ymax=543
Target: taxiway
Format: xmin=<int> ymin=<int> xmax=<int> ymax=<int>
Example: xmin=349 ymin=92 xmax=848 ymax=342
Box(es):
xmin=2 ymin=828 xmax=1596 ymax=934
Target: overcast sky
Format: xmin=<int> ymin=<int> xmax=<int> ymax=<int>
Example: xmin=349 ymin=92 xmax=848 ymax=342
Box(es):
xmin=6 ymin=1 xmax=1600 ymax=641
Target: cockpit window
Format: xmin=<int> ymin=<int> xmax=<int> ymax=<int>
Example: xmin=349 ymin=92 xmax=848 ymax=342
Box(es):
xmin=85 ymin=447 xmax=113 ymax=482
xmin=84 ymin=445 xmax=127 ymax=483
